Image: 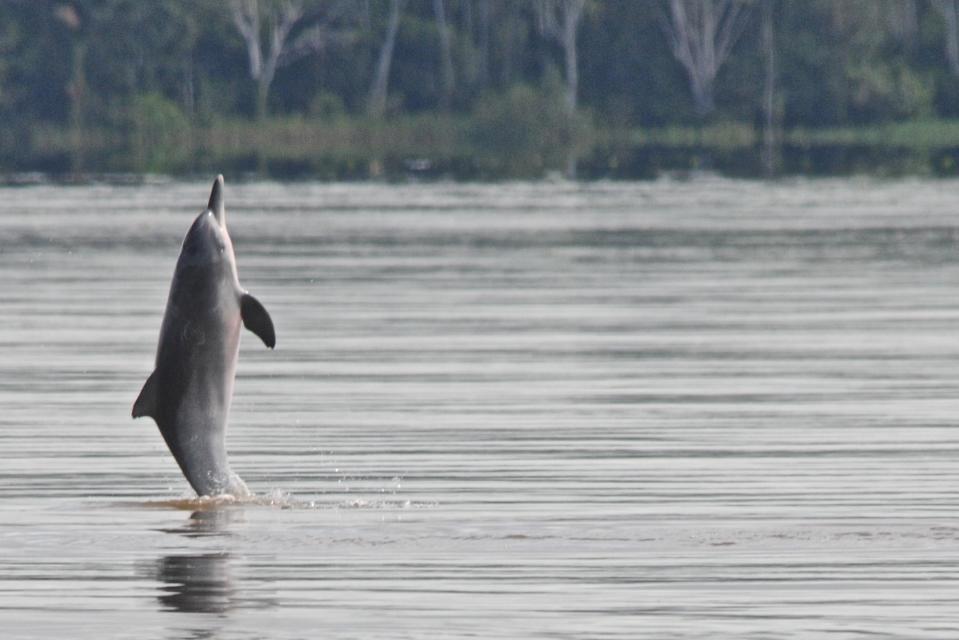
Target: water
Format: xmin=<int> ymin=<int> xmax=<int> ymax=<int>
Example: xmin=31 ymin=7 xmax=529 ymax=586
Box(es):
xmin=2 ymin=178 xmax=959 ymax=638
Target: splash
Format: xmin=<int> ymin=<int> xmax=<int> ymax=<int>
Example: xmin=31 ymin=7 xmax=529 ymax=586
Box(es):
xmin=140 ymin=494 xmax=248 ymax=511
xmin=135 ymin=491 xmax=437 ymax=511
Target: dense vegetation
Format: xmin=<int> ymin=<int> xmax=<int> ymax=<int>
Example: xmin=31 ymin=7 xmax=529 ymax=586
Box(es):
xmin=4 ymin=0 xmax=959 ymax=179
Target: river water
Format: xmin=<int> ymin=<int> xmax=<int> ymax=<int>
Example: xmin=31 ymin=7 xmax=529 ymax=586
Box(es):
xmin=2 ymin=178 xmax=959 ymax=638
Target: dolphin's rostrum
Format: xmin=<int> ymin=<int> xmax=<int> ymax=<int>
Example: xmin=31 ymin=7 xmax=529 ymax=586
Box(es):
xmin=133 ymin=175 xmax=275 ymax=497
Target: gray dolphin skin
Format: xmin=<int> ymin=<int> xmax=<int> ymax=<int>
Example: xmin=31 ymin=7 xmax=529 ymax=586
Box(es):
xmin=133 ymin=175 xmax=275 ymax=497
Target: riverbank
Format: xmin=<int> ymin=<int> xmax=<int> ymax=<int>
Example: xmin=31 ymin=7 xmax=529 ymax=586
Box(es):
xmin=14 ymin=116 xmax=959 ymax=181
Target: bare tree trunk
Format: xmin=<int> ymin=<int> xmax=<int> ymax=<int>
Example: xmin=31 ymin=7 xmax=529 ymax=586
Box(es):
xmin=433 ymin=0 xmax=455 ymax=109
xmin=562 ymin=4 xmax=581 ymax=178
xmin=477 ymin=0 xmax=490 ymax=88
xmin=463 ymin=0 xmax=473 ymax=35
xmin=760 ymin=0 xmax=776 ymax=177
xmin=537 ymin=0 xmax=586 ymax=115
xmin=231 ymin=0 xmax=356 ymax=120
xmin=934 ymin=0 xmax=959 ymax=77
xmin=662 ymin=0 xmax=752 ymax=117
xmin=361 ymin=0 xmax=372 ymax=29
xmin=182 ymin=58 xmax=195 ymax=117
xmin=233 ymin=0 xmax=263 ymax=90
xmin=562 ymin=1 xmax=582 ymax=114
xmin=368 ymin=0 xmax=405 ymax=117
xmin=254 ymin=77 xmax=269 ymax=121
xmin=69 ymin=40 xmax=87 ymax=174
xmin=54 ymin=3 xmax=85 ymax=173
xmin=232 ymin=0 xmax=301 ymax=120
xmin=889 ymin=0 xmax=918 ymax=48
xmin=537 ymin=0 xmax=587 ymax=179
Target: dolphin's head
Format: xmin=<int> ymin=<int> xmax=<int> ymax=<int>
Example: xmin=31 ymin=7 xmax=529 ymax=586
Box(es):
xmin=179 ymin=175 xmax=238 ymax=274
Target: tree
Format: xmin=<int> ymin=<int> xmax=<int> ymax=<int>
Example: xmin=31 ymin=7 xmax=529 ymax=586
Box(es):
xmin=230 ymin=0 xmax=355 ymax=120
xmin=475 ymin=0 xmax=491 ymax=88
xmin=432 ymin=0 xmax=454 ymax=109
xmin=535 ymin=0 xmax=588 ymax=178
xmin=367 ymin=0 xmax=405 ymax=117
xmin=54 ymin=2 xmax=86 ymax=171
xmin=887 ymin=0 xmax=919 ymax=50
xmin=661 ymin=0 xmax=752 ymax=116
xmin=932 ymin=0 xmax=959 ymax=77
xmin=760 ymin=0 xmax=777 ymax=176
xmin=80 ymin=2 xmax=205 ymax=116
xmin=536 ymin=0 xmax=587 ymax=114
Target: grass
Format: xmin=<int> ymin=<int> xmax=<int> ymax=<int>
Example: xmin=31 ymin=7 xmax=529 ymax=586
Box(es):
xmin=17 ymin=116 xmax=959 ymax=179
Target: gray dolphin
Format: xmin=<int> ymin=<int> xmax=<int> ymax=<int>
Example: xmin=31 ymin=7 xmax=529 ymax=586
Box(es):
xmin=133 ymin=175 xmax=275 ymax=497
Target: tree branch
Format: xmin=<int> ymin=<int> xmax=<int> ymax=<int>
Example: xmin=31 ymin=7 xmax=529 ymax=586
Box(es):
xmin=661 ymin=0 xmax=752 ymax=115
xmin=230 ymin=0 xmax=262 ymax=80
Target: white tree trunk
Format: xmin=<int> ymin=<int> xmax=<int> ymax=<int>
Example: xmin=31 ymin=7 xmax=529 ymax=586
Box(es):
xmin=663 ymin=0 xmax=751 ymax=117
xmin=934 ymin=0 xmax=959 ymax=77
xmin=433 ymin=0 xmax=455 ymax=109
xmin=537 ymin=0 xmax=586 ymax=179
xmin=231 ymin=0 xmax=355 ymax=119
xmin=537 ymin=0 xmax=586 ymax=116
xmin=562 ymin=0 xmax=584 ymax=114
xmin=368 ymin=0 xmax=405 ymax=117
xmin=477 ymin=0 xmax=490 ymax=87
xmin=889 ymin=0 xmax=919 ymax=47
xmin=761 ymin=0 xmax=776 ymax=177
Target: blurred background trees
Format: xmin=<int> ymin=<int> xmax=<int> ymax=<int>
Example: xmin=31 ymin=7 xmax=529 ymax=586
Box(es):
xmin=3 ymin=0 xmax=959 ymax=178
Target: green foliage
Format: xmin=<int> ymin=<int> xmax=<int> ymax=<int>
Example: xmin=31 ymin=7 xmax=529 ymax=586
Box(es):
xmin=308 ymin=92 xmax=347 ymax=120
xmin=469 ymin=83 xmax=591 ymax=177
xmin=4 ymin=0 xmax=959 ymax=177
xmin=129 ymin=92 xmax=191 ymax=173
xmin=846 ymin=63 xmax=933 ymax=121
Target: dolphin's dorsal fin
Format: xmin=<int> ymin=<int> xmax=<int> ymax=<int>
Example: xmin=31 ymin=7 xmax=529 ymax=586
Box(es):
xmin=241 ymin=293 xmax=276 ymax=349
xmin=132 ymin=370 xmax=159 ymax=419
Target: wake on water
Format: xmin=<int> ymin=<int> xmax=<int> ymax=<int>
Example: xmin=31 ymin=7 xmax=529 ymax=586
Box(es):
xmin=134 ymin=491 xmax=436 ymax=511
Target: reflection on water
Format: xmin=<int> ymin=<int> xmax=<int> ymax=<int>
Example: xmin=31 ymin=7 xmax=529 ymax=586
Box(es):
xmin=156 ymin=511 xmax=276 ymax=618
xmin=3 ymin=179 xmax=959 ymax=638
xmin=161 ymin=508 xmax=243 ymax=538
xmin=156 ymin=552 xmax=234 ymax=615
xmin=157 ymin=511 xmax=236 ymax=617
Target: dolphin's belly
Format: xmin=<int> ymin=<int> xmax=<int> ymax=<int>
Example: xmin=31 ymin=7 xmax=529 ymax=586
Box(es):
xmin=153 ymin=294 xmax=242 ymax=493
xmin=156 ymin=316 xmax=240 ymax=428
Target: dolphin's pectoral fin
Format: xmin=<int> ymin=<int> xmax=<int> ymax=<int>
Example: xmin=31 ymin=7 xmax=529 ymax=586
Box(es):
xmin=133 ymin=370 xmax=159 ymax=419
xmin=241 ymin=293 xmax=276 ymax=349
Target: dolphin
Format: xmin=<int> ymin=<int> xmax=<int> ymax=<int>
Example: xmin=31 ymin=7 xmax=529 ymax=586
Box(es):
xmin=133 ymin=175 xmax=275 ymax=497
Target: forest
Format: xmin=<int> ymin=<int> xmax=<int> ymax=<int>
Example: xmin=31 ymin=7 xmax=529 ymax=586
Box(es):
xmin=3 ymin=0 xmax=959 ymax=180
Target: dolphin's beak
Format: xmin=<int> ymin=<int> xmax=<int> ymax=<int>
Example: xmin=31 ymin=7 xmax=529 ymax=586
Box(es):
xmin=208 ymin=175 xmax=225 ymax=227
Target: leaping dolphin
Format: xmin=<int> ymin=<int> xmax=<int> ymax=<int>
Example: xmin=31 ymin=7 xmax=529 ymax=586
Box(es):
xmin=133 ymin=175 xmax=275 ymax=497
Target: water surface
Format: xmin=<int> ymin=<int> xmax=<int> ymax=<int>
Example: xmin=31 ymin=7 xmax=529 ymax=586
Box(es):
xmin=2 ymin=178 xmax=959 ymax=638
